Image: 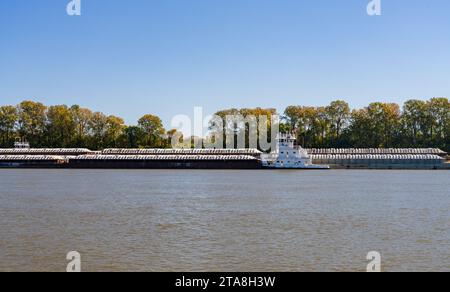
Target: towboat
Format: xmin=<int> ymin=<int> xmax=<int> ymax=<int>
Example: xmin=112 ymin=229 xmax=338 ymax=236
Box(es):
xmin=262 ymin=134 xmax=330 ymax=169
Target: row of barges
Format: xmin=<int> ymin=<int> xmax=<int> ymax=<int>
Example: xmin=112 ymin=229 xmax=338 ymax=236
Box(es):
xmin=0 ymin=147 xmax=448 ymax=169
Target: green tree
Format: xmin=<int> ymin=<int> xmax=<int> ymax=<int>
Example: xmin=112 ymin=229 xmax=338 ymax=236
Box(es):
xmin=426 ymin=97 xmax=449 ymax=149
xmin=284 ymin=106 xmax=302 ymax=132
xmin=298 ymin=107 xmax=318 ymax=148
xmin=284 ymin=106 xmax=327 ymax=147
xmin=124 ymin=126 xmax=145 ymax=148
xmin=46 ymin=105 xmax=76 ymax=147
xmin=17 ymin=101 xmax=47 ymax=147
xmin=402 ymin=100 xmax=427 ymax=146
xmin=326 ymin=100 xmax=350 ymax=146
xmin=71 ymin=105 xmax=93 ymax=147
xmin=0 ymin=106 xmax=18 ymax=147
xmin=348 ymin=108 xmax=372 ymax=147
xmin=365 ymin=102 xmax=401 ymax=148
xmin=88 ymin=112 xmax=108 ymax=149
xmin=105 ymin=115 xmax=126 ymax=147
xmin=316 ymin=107 xmax=330 ymax=147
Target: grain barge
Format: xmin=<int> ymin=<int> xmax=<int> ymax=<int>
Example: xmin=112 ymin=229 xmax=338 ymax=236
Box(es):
xmin=0 ymin=141 xmax=448 ymax=169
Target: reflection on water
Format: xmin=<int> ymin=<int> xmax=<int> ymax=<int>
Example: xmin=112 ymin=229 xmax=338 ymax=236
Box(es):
xmin=0 ymin=169 xmax=449 ymax=272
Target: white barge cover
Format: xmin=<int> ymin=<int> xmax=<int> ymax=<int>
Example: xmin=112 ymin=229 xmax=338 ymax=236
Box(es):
xmin=0 ymin=155 xmax=68 ymax=161
xmin=0 ymin=149 xmax=93 ymax=155
xmin=73 ymin=155 xmax=258 ymax=160
xmin=307 ymin=148 xmax=446 ymax=155
xmin=101 ymin=149 xmax=262 ymax=155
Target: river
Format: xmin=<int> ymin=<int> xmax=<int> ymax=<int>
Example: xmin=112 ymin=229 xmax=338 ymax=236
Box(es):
xmin=0 ymin=169 xmax=448 ymax=272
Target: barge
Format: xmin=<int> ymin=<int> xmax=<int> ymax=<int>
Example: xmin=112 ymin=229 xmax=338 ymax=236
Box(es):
xmin=68 ymin=155 xmax=261 ymax=169
xmin=0 ymin=155 xmax=68 ymax=168
xmin=311 ymin=154 xmax=446 ymax=170
xmin=0 ymin=141 xmax=447 ymax=169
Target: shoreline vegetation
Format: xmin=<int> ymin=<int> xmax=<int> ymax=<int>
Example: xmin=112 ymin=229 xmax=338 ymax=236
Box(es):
xmin=0 ymin=98 xmax=449 ymax=152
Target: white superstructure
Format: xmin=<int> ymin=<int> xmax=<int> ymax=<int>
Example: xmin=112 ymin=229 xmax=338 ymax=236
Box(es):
xmin=262 ymin=134 xmax=329 ymax=169
xmin=14 ymin=141 xmax=30 ymax=149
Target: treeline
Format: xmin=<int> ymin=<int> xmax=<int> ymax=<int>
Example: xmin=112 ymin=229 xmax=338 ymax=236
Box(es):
xmin=213 ymin=98 xmax=449 ymax=151
xmin=0 ymin=98 xmax=449 ymax=151
xmin=282 ymin=98 xmax=449 ymax=151
xmin=0 ymin=101 xmax=171 ymax=149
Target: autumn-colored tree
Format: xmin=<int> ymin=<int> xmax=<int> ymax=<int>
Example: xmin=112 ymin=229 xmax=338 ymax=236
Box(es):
xmin=105 ymin=115 xmax=126 ymax=148
xmin=138 ymin=114 xmax=165 ymax=147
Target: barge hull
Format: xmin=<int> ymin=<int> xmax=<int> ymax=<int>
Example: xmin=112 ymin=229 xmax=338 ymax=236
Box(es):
xmin=68 ymin=159 xmax=262 ymax=169
xmin=0 ymin=161 xmax=64 ymax=168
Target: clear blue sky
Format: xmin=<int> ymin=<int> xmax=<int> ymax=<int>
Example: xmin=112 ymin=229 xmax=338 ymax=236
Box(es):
xmin=1 ymin=0 xmax=449 ymax=127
